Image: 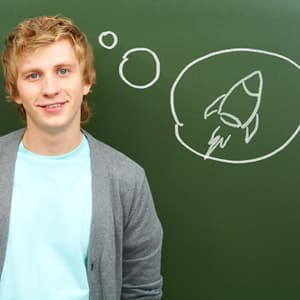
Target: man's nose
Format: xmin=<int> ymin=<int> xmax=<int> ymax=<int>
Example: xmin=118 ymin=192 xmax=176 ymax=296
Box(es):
xmin=42 ymin=74 xmax=60 ymax=97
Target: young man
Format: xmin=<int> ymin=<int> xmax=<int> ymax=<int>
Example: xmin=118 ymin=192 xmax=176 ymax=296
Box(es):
xmin=0 ymin=15 xmax=163 ymax=299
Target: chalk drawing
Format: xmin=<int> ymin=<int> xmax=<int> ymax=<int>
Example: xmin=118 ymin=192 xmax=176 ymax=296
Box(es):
xmin=98 ymin=31 xmax=118 ymax=49
xmin=204 ymin=70 xmax=263 ymax=158
xmin=205 ymin=126 xmax=231 ymax=159
xmin=119 ymin=48 xmax=160 ymax=89
xmin=170 ymin=48 xmax=300 ymax=164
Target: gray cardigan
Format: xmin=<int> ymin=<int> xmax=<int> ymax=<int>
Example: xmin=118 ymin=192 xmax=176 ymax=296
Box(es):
xmin=0 ymin=129 xmax=163 ymax=300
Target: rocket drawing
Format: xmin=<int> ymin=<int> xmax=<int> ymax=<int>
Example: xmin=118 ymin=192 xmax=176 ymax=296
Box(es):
xmin=204 ymin=70 xmax=263 ymax=144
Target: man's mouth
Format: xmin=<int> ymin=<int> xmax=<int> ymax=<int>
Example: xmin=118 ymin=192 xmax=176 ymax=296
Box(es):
xmin=43 ymin=103 xmax=62 ymax=109
xmin=38 ymin=102 xmax=67 ymax=112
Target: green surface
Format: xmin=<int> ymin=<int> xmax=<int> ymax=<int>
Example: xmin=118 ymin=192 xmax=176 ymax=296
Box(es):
xmin=1 ymin=0 xmax=300 ymax=299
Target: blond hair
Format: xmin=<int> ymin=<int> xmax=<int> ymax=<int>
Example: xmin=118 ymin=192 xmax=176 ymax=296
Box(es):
xmin=1 ymin=15 xmax=96 ymax=123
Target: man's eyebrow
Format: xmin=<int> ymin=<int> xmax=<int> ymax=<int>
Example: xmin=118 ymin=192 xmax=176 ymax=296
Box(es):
xmin=19 ymin=63 xmax=78 ymax=76
xmin=55 ymin=63 xmax=77 ymax=69
xmin=18 ymin=68 xmax=41 ymax=77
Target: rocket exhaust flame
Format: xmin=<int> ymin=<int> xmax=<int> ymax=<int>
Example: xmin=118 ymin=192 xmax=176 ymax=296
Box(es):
xmin=204 ymin=126 xmax=231 ymax=159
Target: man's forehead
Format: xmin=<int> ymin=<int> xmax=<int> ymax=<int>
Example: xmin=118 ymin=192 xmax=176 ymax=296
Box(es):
xmin=17 ymin=39 xmax=79 ymax=71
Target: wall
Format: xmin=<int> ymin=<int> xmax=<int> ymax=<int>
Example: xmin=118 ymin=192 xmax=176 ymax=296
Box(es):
xmin=1 ymin=1 xmax=300 ymax=299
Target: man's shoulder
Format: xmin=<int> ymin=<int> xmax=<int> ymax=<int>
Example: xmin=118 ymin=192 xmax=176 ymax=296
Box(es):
xmin=0 ymin=128 xmax=24 ymax=140
xmin=0 ymin=129 xmax=24 ymax=150
xmin=83 ymin=130 xmax=146 ymax=185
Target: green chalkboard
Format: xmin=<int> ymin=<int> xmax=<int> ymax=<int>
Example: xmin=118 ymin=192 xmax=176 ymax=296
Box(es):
xmin=1 ymin=1 xmax=300 ymax=299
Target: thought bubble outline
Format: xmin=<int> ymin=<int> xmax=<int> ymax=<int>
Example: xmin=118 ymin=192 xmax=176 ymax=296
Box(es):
xmin=98 ymin=31 xmax=118 ymax=49
xmin=170 ymin=48 xmax=300 ymax=164
xmin=119 ymin=48 xmax=160 ymax=89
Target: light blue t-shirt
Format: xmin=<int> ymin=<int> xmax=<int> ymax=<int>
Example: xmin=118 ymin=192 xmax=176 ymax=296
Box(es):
xmin=0 ymin=136 xmax=92 ymax=300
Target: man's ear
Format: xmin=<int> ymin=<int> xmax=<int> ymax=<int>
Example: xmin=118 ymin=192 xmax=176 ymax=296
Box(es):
xmin=12 ymin=95 xmax=22 ymax=105
xmin=14 ymin=96 xmax=22 ymax=104
xmin=83 ymin=82 xmax=92 ymax=96
xmin=5 ymin=81 xmax=22 ymax=104
xmin=83 ymin=69 xmax=95 ymax=96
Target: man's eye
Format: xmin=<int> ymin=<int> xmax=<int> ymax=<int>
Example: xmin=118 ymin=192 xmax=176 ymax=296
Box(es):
xmin=28 ymin=73 xmax=39 ymax=80
xmin=58 ymin=68 xmax=68 ymax=75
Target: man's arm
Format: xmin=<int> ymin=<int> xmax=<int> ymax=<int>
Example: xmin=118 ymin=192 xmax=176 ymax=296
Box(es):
xmin=122 ymin=173 xmax=163 ymax=299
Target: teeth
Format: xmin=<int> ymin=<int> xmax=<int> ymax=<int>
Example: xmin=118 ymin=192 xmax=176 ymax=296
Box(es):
xmin=45 ymin=103 xmax=61 ymax=108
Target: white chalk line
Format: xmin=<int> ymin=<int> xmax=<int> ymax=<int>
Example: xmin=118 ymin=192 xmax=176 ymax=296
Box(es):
xmin=171 ymin=48 xmax=300 ymax=127
xmin=119 ymin=48 xmax=160 ymax=89
xmin=170 ymin=48 xmax=300 ymax=163
xmin=175 ymin=123 xmax=300 ymax=164
xmin=98 ymin=31 xmax=118 ymax=50
xmin=204 ymin=70 xmax=263 ymax=157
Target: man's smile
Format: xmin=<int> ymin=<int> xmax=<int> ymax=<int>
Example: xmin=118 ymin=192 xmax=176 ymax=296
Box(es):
xmin=38 ymin=101 xmax=67 ymax=112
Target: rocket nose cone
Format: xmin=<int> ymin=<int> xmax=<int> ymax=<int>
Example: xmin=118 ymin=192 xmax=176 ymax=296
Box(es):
xmin=243 ymin=71 xmax=263 ymax=96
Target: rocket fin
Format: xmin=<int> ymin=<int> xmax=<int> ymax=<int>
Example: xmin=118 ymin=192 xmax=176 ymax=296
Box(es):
xmin=245 ymin=113 xmax=259 ymax=143
xmin=204 ymin=94 xmax=225 ymax=119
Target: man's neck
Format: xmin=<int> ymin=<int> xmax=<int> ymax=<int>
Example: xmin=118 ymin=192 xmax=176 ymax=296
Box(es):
xmin=22 ymin=127 xmax=83 ymax=156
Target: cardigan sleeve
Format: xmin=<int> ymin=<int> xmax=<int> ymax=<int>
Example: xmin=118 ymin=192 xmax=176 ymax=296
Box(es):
xmin=121 ymin=172 xmax=163 ymax=299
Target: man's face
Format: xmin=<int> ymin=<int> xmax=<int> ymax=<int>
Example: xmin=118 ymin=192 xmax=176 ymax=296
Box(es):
xmin=14 ymin=39 xmax=91 ymax=135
